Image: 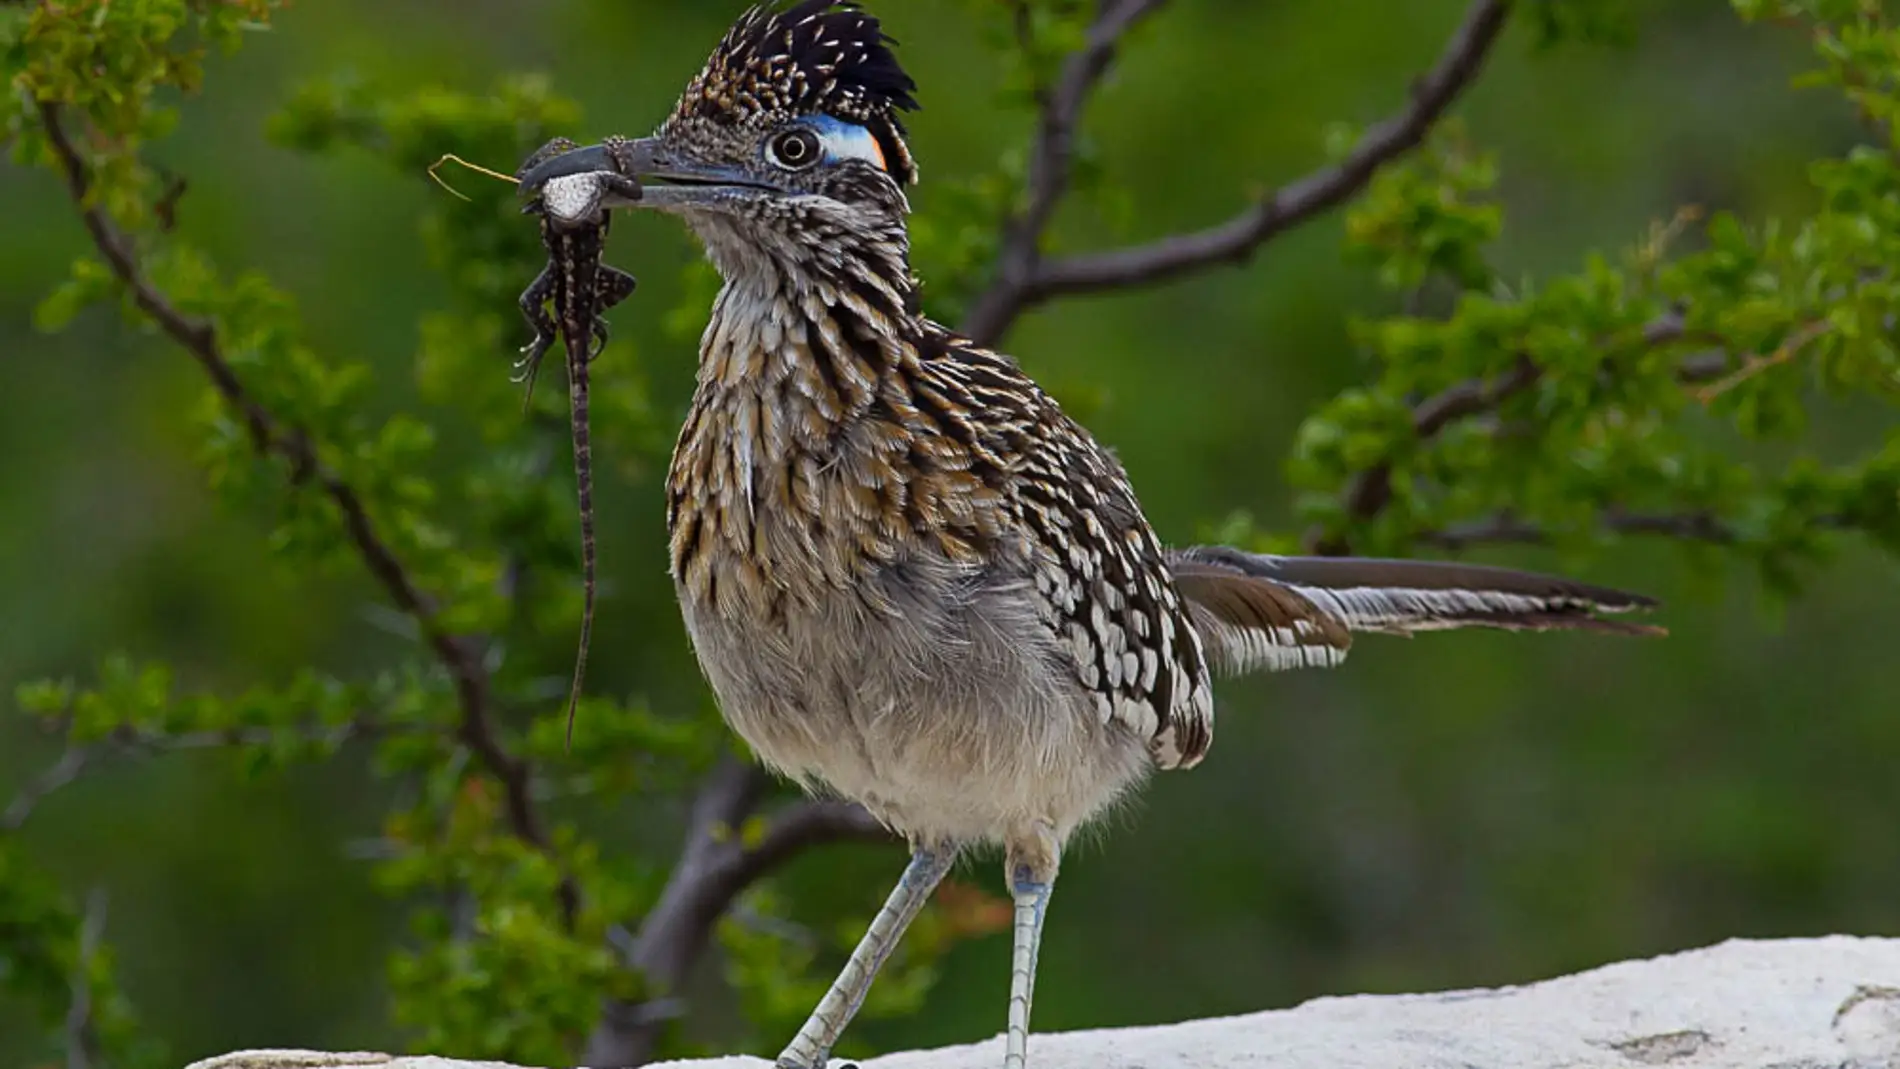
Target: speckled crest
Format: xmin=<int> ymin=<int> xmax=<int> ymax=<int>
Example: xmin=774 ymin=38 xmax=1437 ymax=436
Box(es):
xmin=667 ymin=0 xmax=920 ymax=184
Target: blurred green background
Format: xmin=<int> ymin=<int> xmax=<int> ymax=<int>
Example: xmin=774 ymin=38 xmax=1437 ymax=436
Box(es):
xmin=3 ymin=0 xmax=1896 ymax=1064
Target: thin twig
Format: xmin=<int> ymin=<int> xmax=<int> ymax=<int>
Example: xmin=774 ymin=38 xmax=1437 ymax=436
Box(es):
xmin=1693 ymin=320 xmax=1829 ymax=403
xmin=746 ymin=798 xmax=889 ymax=875
xmin=427 ymin=153 xmax=519 ymax=202
xmin=1033 ymin=0 xmax=1511 ymax=294
xmin=1309 ymin=353 xmax=1539 ymax=555
xmin=964 ymin=0 xmax=1514 ymax=343
xmin=35 ymin=100 xmax=574 ymax=921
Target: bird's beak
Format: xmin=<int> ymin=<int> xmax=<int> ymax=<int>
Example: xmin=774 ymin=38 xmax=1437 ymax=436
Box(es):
xmin=518 ymin=137 xmax=772 ymax=212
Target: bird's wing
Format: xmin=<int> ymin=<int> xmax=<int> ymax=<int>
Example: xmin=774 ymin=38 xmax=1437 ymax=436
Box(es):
xmin=1010 ymin=408 xmax=1216 ymax=771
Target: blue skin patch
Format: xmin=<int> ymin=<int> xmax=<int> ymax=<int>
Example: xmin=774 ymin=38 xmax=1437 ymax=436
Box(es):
xmin=805 ymin=114 xmax=887 ymax=171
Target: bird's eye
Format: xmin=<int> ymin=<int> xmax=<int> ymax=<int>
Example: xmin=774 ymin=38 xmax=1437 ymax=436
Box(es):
xmin=768 ymin=128 xmax=822 ymax=170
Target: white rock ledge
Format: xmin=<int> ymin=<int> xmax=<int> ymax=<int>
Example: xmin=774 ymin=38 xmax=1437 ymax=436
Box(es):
xmin=186 ymin=936 xmax=1900 ymax=1069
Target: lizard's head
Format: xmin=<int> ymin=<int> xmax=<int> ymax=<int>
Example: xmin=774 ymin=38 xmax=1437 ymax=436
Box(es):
xmin=520 ymin=1 xmax=919 ymax=285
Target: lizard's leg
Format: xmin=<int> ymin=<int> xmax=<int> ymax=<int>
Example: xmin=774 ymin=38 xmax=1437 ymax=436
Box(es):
xmin=516 ymin=265 xmax=560 ymax=404
xmin=587 ymin=266 xmax=639 ymax=362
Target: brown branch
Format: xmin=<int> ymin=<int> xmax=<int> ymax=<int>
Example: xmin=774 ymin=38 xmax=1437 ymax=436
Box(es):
xmin=747 ymin=796 xmax=889 ymax=876
xmin=582 ymin=759 xmax=892 ymax=1068
xmin=1306 ymin=353 xmax=1539 ymax=555
xmin=34 ymin=100 xmax=574 ymax=920
xmin=965 ymin=0 xmax=1513 ymax=343
xmin=965 ymin=0 xmax=1172 ymax=345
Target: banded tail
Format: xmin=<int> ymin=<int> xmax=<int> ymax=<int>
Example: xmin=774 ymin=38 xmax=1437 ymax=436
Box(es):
xmin=1167 ymin=545 xmax=1663 ymax=677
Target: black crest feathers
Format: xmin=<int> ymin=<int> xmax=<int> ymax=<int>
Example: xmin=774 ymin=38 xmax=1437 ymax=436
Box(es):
xmin=669 ymin=1 xmax=920 ymax=184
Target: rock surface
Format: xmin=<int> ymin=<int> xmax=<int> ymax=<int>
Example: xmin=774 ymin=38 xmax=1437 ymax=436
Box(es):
xmin=185 ymin=936 xmax=1900 ymax=1069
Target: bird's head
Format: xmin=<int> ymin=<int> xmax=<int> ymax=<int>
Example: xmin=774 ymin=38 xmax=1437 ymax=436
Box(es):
xmin=522 ymin=1 xmax=920 ymax=286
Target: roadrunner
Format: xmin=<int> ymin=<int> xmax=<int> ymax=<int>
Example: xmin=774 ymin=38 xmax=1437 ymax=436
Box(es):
xmin=520 ymin=3 xmax=1663 ymax=1066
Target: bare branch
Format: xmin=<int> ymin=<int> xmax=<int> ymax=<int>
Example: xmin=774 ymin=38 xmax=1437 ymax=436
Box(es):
xmin=627 ymin=756 xmax=762 ymax=984
xmin=1307 ymin=354 xmax=1539 ymax=556
xmin=747 ymin=797 xmax=890 ymax=878
xmin=582 ymin=759 xmax=892 ymax=1068
xmin=966 ymin=0 xmax=1172 ymax=344
xmin=35 ymin=101 xmax=571 ymax=919
xmin=967 ymin=0 xmax=1512 ymax=341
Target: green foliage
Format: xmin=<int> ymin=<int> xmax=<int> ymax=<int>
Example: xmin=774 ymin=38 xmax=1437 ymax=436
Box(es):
xmin=1340 ymin=121 xmax=1502 ymax=292
xmin=379 ymin=788 xmax=632 ymax=1064
xmin=1284 ymin=3 xmax=1900 ymax=595
xmin=0 ymin=848 xmax=156 ymax=1069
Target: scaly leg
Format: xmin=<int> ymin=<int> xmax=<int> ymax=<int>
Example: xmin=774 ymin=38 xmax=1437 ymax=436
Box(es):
xmin=777 ymin=844 xmax=957 ymax=1069
xmin=588 ymin=265 xmax=639 ymax=360
xmin=515 ymin=264 xmax=559 ymax=406
xmin=1003 ymin=826 xmax=1060 ymax=1069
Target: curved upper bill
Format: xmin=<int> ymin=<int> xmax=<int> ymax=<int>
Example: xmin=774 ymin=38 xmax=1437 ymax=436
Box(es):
xmin=519 ymin=137 xmax=781 ymax=212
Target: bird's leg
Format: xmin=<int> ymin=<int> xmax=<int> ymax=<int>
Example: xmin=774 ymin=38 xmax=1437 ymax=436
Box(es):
xmin=776 ymin=843 xmax=958 ymax=1069
xmin=1003 ymin=824 xmax=1060 ymax=1069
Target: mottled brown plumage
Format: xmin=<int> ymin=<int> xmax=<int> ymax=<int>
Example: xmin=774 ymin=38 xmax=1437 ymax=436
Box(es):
xmin=516 ymin=4 xmax=1661 ymax=1067
xmin=666 ymin=301 xmax=1221 ymax=770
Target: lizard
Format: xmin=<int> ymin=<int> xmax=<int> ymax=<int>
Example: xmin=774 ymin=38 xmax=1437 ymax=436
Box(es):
xmin=513 ymin=135 xmax=643 ymax=747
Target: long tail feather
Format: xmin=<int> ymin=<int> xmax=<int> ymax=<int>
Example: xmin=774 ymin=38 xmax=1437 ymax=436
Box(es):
xmin=1168 ymin=546 xmax=1663 ymax=677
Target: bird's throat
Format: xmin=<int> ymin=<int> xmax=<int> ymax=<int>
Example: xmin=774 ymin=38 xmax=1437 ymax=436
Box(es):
xmin=666 ymin=271 xmax=924 ymax=617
